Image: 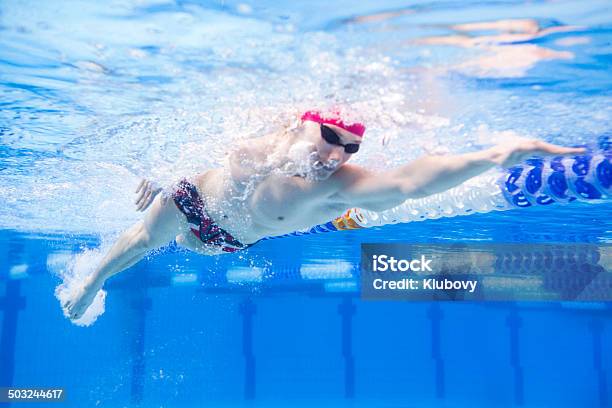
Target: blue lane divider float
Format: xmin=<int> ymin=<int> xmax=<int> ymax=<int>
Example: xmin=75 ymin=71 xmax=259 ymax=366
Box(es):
xmin=503 ymin=153 xmax=610 ymax=208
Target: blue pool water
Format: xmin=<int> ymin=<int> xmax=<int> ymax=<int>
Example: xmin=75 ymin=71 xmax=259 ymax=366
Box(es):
xmin=1 ymin=0 xmax=611 ymax=407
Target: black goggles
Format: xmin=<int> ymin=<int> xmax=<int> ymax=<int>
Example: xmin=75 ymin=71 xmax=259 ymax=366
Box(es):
xmin=320 ymin=124 xmax=360 ymax=154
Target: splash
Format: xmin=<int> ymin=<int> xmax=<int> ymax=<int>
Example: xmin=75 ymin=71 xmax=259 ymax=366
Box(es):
xmin=52 ymin=246 xmax=108 ymax=326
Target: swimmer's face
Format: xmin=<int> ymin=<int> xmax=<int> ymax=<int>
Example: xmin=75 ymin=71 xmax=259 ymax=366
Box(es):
xmin=301 ymin=121 xmax=362 ymax=180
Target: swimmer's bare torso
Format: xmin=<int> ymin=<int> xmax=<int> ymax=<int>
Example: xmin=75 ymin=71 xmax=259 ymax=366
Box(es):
xmin=186 ymin=121 xmax=371 ymax=248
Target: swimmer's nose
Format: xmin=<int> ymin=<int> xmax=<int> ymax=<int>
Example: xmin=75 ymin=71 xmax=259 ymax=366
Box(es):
xmin=323 ymin=145 xmax=345 ymax=163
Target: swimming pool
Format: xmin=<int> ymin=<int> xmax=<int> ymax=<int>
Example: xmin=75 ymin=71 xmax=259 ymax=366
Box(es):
xmin=1 ymin=0 xmax=611 ymax=407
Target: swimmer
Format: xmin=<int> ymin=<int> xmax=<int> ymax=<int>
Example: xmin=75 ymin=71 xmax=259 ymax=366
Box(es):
xmin=63 ymin=109 xmax=585 ymax=320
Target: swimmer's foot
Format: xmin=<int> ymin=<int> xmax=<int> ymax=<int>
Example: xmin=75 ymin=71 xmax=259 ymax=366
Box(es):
xmin=63 ymin=277 xmax=103 ymax=321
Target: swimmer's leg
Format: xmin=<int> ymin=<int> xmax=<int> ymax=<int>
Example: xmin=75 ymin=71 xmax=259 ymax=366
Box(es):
xmin=64 ymin=193 xmax=188 ymax=320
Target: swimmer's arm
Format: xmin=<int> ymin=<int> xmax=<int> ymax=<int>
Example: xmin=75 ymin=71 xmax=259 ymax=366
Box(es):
xmin=332 ymin=139 xmax=585 ymax=211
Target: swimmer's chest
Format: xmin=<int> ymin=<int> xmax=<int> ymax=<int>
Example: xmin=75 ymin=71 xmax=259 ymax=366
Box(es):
xmin=201 ymin=171 xmax=346 ymax=235
xmin=247 ymin=175 xmax=345 ymax=229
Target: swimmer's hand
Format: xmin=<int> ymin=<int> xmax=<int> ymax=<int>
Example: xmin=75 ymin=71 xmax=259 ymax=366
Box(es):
xmin=62 ymin=277 xmax=103 ymax=321
xmin=135 ymin=178 xmax=162 ymax=212
xmin=490 ymin=138 xmax=586 ymax=168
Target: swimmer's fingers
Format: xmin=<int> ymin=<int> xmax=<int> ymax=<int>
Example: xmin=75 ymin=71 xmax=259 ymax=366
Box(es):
xmin=135 ymin=179 xmax=157 ymax=211
xmin=136 ymin=186 xmax=162 ymax=212
xmin=62 ymin=300 xmax=80 ymax=320
xmin=136 ymin=188 xmax=152 ymax=212
xmin=496 ymin=139 xmax=586 ymax=167
xmin=528 ymin=141 xmax=586 ymax=156
xmin=134 ymin=179 xmax=150 ymax=206
xmin=135 ymin=178 xmax=146 ymax=194
xmin=135 ymin=178 xmax=157 ymax=197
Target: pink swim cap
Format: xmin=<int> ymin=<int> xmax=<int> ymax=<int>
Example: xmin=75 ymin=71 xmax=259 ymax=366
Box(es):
xmin=301 ymin=110 xmax=366 ymax=137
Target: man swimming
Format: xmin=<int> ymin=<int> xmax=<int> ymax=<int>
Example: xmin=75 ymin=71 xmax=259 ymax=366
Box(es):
xmin=63 ymin=109 xmax=585 ymax=320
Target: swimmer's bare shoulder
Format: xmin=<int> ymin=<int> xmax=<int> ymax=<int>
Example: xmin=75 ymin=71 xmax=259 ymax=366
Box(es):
xmin=227 ymin=133 xmax=277 ymax=183
xmin=249 ymin=163 xmax=374 ymax=211
xmin=325 ymin=163 xmax=396 ymax=211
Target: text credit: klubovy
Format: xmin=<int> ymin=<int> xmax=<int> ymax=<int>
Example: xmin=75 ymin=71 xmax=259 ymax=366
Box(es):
xmin=360 ymin=243 xmax=612 ymax=301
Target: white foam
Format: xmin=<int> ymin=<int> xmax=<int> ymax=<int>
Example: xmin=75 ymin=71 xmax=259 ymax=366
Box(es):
xmin=52 ymin=247 xmax=108 ymax=327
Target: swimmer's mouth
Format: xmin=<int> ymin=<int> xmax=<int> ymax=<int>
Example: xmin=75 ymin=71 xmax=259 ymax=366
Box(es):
xmin=290 ymin=152 xmax=339 ymax=180
xmin=306 ymin=159 xmax=340 ymax=181
xmin=312 ymin=159 xmax=340 ymax=172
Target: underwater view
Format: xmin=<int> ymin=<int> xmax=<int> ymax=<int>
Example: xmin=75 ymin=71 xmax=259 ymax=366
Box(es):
xmin=0 ymin=0 xmax=611 ymax=406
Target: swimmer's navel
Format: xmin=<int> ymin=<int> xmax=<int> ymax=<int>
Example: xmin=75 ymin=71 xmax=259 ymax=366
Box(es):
xmin=277 ymin=216 xmax=284 ymax=221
